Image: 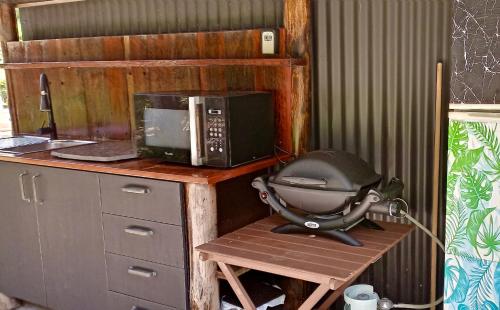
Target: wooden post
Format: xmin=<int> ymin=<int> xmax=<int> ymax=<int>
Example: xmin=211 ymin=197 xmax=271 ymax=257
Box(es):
xmin=285 ymin=0 xmax=312 ymax=155
xmin=283 ymin=1 xmax=313 ymax=307
xmin=0 ymin=3 xmax=18 ymax=42
xmin=0 ymin=4 xmax=17 ymax=135
xmin=430 ymin=62 xmax=443 ymax=310
xmin=292 ymin=65 xmax=310 ymax=155
xmin=185 ymin=183 xmax=219 ymax=310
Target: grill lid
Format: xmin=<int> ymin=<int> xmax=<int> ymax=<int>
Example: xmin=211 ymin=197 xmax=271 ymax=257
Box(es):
xmin=271 ymin=150 xmax=382 ymax=192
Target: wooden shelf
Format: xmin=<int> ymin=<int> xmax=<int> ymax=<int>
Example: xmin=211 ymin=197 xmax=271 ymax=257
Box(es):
xmin=1 ymin=58 xmax=305 ymax=70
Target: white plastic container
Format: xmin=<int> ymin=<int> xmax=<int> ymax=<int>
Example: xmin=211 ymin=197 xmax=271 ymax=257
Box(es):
xmin=344 ymin=284 xmax=379 ymax=310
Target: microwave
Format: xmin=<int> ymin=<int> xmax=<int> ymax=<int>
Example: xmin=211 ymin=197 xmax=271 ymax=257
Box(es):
xmin=134 ymin=91 xmax=275 ymax=168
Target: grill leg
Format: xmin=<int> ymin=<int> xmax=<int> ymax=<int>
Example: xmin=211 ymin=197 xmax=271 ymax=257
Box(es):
xmin=360 ymin=218 xmax=385 ymax=230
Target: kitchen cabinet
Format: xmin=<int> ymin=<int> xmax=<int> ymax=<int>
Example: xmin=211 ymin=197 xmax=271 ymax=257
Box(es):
xmin=33 ymin=166 xmax=106 ymax=310
xmin=100 ymin=174 xmax=187 ymax=309
xmin=0 ymin=156 xmax=272 ymax=309
xmin=0 ymin=163 xmax=106 ymax=310
xmin=0 ymin=163 xmax=46 ymax=306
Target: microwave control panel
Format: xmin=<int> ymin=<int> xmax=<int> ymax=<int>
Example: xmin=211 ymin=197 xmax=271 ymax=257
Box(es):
xmin=205 ymin=102 xmax=228 ymax=165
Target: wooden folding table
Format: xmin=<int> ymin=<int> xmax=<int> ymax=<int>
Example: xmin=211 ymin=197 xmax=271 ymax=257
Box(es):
xmin=196 ymin=215 xmax=413 ymax=310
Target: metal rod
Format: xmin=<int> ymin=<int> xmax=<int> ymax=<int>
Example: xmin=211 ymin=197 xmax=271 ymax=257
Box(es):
xmin=430 ymin=62 xmax=443 ymax=310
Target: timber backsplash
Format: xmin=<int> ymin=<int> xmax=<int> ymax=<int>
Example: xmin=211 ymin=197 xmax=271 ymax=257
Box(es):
xmin=2 ymin=29 xmax=297 ymax=153
xmin=451 ymin=0 xmax=500 ymax=104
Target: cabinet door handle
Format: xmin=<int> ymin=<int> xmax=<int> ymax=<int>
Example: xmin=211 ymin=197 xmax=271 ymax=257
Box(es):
xmin=18 ymin=172 xmax=31 ymax=203
xmin=124 ymin=226 xmax=154 ymax=237
xmin=32 ymin=174 xmax=43 ymax=204
xmin=121 ymin=185 xmax=150 ymax=194
xmin=131 ymin=306 xmax=148 ymax=310
xmin=128 ymin=266 xmax=157 ymax=278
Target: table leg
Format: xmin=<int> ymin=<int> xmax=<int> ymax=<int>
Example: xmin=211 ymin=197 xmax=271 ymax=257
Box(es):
xmin=317 ymin=277 xmax=358 ymax=309
xmin=217 ymin=262 xmax=257 ymax=310
xmin=298 ymin=283 xmax=331 ymax=310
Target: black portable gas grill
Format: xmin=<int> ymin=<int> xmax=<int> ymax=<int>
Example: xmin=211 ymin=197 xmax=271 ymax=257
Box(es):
xmin=252 ymin=150 xmax=407 ymax=246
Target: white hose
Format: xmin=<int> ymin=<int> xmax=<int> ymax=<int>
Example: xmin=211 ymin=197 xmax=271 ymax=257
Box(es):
xmin=393 ymin=296 xmax=444 ymax=309
xmin=390 ymin=206 xmax=445 ymax=309
xmin=400 ymin=209 xmax=445 ymax=252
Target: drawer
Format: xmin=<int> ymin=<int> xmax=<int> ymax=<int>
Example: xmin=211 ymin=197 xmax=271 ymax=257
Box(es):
xmin=100 ymin=174 xmax=183 ymax=225
xmin=107 ymin=291 xmax=175 ymax=310
xmin=103 ymin=214 xmax=185 ymax=268
xmin=106 ymin=254 xmax=186 ymax=309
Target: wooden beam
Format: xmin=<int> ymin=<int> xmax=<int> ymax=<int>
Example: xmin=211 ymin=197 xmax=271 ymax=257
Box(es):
xmin=284 ymin=0 xmax=312 ymax=155
xmin=430 ymin=62 xmax=443 ymax=310
xmin=1 ymin=58 xmax=304 ymax=69
xmin=217 ymin=266 xmax=250 ymax=280
xmin=284 ymin=0 xmax=312 ymax=59
xmin=185 ymin=183 xmax=219 ymax=309
xmin=0 ymin=3 xmax=17 ymax=42
xmin=297 ymin=284 xmax=330 ymax=310
xmin=218 ymin=262 xmax=256 ymax=310
xmin=291 ymin=65 xmax=310 ymax=155
xmin=15 ymin=0 xmax=85 ymax=9
xmin=318 ymin=276 xmax=359 ymax=309
xmin=282 ymin=0 xmax=313 ymax=307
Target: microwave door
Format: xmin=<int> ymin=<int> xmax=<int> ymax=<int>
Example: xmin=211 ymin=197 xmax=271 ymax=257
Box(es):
xmin=189 ymin=97 xmax=206 ymax=166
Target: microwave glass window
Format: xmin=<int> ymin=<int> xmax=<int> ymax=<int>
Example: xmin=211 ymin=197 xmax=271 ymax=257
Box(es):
xmin=143 ymin=108 xmax=190 ymax=149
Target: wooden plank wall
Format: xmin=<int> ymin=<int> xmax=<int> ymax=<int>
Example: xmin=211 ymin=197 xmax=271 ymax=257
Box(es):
xmin=2 ymin=29 xmax=295 ymax=152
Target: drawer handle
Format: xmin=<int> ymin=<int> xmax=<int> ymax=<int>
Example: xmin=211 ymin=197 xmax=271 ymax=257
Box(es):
xmin=121 ymin=185 xmax=151 ymax=194
xmin=124 ymin=226 xmax=154 ymax=237
xmin=32 ymin=174 xmax=43 ymax=204
xmin=131 ymin=307 xmax=148 ymax=310
xmin=18 ymin=172 xmax=31 ymax=203
xmin=128 ymin=266 xmax=157 ymax=278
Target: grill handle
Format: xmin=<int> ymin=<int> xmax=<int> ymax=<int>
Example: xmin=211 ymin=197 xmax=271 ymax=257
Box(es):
xmin=279 ymin=177 xmax=327 ymax=186
xmin=252 ymin=176 xmax=381 ymax=230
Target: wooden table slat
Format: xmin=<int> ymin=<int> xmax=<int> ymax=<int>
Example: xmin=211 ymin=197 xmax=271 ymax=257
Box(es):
xmin=201 ymin=244 xmax=339 ymax=285
xmin=214 ymin=237 xmax=363 ymax=272
xmin=235 ymin=227 xmax=381 ymax=257
xmin=202 ymin=242 xmax=354 ymax=279
xmin=224 ymin=231 xmax=372 ymax=264
xmin=245 ymin=225 xmax=389 ymax=251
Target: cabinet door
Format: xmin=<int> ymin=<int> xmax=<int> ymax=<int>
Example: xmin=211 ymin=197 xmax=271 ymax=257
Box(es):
xmin=34 ymin=167 xmax=107 ymax=310
xmin=0 ymin=163 xmax=46 ymax=306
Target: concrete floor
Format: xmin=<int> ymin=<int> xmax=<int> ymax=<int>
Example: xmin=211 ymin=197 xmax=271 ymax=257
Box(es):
xmin=0 ymin=294 xmax=46 ymax=310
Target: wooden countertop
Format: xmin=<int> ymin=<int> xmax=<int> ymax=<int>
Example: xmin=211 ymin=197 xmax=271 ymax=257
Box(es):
xmin=0 ymin=151 xmax=285 ymax=184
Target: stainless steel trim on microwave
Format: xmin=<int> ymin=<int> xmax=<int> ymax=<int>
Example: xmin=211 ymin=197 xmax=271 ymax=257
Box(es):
xmin=189 ymin=97 xmax=205 ymax=166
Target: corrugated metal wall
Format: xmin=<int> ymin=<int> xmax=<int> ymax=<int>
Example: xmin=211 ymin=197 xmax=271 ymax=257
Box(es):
xmin=19 ymin=0 xmax=284 ymax=40
xmin=313 ymin=0 xmax=451 ymax=306
xmin=16 ymin=0 xmax=454 ymax=306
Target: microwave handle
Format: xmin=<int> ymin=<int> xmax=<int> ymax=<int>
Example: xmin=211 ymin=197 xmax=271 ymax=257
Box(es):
xmin=189 ymin=97 xmax=205 ymax=166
